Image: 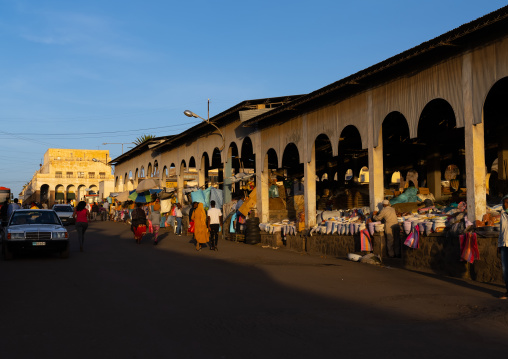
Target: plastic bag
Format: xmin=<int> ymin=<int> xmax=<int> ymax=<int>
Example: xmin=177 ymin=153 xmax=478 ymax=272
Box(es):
xmin=188 ymin=220 xmax=195 ymax=233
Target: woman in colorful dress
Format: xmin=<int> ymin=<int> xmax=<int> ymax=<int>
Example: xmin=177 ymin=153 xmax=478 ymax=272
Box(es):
xmin=191 ymin=202 xmax=209 ymax=251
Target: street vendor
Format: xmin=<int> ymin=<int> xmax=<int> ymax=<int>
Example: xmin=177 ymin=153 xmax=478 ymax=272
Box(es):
xmin=373 ymin=199 xmax=401 ymax=258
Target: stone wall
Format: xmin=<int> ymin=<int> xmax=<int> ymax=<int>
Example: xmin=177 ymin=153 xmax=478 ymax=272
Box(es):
xmin=262 ymin=232 xmax=504 ymax=285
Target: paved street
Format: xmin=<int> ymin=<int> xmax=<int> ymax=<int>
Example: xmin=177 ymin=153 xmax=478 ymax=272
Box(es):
xmin=0 ymin=221 xmax=507 ymax=358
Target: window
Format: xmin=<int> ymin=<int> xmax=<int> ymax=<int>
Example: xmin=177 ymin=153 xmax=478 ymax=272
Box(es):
xmin=78 ymin=172 xmax=85 ymax=179
xmin=55 ymin=171 xmax=62 ymax=178
xmin=99 ymin=172 xmax=106 ymax=179
xmin=88 ymin=172 xmax=95 ymax=179
xmin=66 ymin=172 xmax=73 ymax=178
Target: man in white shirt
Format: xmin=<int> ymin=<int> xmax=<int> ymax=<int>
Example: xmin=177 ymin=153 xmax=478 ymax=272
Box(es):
xmin=207 ymin=200 xmax=223 ymax=251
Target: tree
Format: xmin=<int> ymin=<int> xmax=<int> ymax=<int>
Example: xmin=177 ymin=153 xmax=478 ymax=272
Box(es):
xmin=133 ymin=134 xmax=155 ymax=145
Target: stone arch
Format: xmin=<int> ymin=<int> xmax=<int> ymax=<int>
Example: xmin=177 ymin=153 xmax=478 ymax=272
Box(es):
xmin=55 ymin=184 xmax=65 ymax=203
xmin=314 ymin=134 xmax=334 ymax=199
xmin=66 ymin=185 xmax=76 ymax=202
xmin=153 ymin=160 xmax=159 ymax=178
xmin=147 ymin=162 xmax=153 ymax=178
xmin=483 ymin=76 xmax=508 ymax=196
xmin=416 ymin=98 xmax=464 ymax=198
xmin=265 ymin=148 xmax=278 ymax=171
xmin=162 ymin=166 xmax=168 ymax=182
xmin=382 ymin=111 xmax=411 ymax=186
xmin=337 ymin=125 xmax=367 ymax=184
xmin=241 ymin=137 xmax=255 ymax=171
xmin=281 ymin=143 xmax=302 ymax=179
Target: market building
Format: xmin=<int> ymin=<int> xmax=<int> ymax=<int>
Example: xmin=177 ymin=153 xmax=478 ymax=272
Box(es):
xmin=21 ymin=149 xmax=115 ymax=206
xmin=112 ymin=6 xmax=508 ymax=226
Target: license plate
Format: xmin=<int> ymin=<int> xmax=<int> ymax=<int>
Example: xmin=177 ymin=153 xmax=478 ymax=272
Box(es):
xmin=32 ymin=242 xmax=46 ymax=246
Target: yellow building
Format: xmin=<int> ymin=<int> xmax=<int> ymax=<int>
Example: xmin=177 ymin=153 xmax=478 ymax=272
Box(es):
xmin=21 ymin=149 xmax=115 ymax=206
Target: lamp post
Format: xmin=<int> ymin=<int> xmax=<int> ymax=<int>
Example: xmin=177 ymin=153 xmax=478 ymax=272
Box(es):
xmin=184 ymin=99 xmax=225 ymax=151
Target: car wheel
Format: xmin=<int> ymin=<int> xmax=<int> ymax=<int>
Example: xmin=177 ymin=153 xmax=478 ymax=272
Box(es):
xmin=60 ymin=244 xmax=70 ymax=259
xmin=2 ymin=241 xmax=13 ymax=261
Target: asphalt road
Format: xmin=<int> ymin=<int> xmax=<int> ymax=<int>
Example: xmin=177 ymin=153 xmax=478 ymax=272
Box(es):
xmin=0 ymin=221 xmax=507 ymax=359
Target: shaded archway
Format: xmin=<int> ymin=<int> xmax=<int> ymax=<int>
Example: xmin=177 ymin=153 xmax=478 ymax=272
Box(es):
xmin=314 ymin=134 xmax=334 ymax=210
xmin=382 ymin=111 xmax=412 ymax=188
xmin=55 ymin=185 xmax=65 ymax=204
xmin=153 ymin=160 xmax=159 ymax=178
xmin=40 ymin=184 xmax=50 ymax=205
xmin=225 ymin=142 xmax=240 ymax=196
xmin=484 ymin=77 xmax=508 ymax=198
xmin=210 ymin=148 xmax=222 ymax=189
xmin=336 ymin=125 xmax=369 ymax=209
xmin=417 ymin=99 xmax=464 ymax=200
xmin=66 ymin=185 xmax=76 ymax=203
xmin=147 ymin=163 xmax=153 ymax=178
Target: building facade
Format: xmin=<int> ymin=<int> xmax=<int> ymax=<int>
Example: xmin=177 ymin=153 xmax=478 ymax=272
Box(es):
xmin=111 ymin=7 xmax=508 ymax=227
xmin=21 ymin=149 xmax=115 ymax=206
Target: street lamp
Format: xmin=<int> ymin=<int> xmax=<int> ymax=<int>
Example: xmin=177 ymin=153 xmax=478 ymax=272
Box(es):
xmin=184 ymin=99 xmax=225 ymax=151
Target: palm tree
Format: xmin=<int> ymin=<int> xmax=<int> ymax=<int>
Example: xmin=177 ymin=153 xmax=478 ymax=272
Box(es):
xmin=133 ymin=134 xmax=155 ymax=145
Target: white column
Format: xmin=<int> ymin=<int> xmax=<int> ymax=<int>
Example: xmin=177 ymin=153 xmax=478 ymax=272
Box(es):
xmin=255 ymin=153 xmax=270 ymax=223
xmin=463 ymin=52 xmax=486 ymax=221
xmin=367 ymin=93 xmax=384 ymax=211
xmin=177 ymin=163 xmax=185 ymax=204
xmin=198 ymin=156 xmax=206 ymax=188
xmin=304 ymin=151 xmax=317 ymax=228
xmin=223 ymin=148 xmax=233 ymax=204
xmin=254 ymin=132 xmax=269 ymax=222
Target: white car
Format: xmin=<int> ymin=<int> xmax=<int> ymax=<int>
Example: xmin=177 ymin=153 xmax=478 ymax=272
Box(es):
xmin=2 ymin=209 xmax=69 ymax=260
xmin=52 ymin=204 xmax=75 ymax=225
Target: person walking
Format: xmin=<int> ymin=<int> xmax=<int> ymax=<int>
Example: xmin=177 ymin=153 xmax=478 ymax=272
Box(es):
xmin=207 ymin=200 xmax=223 ymax=251
xmin=498 ymin=195 xmax=508 ymax=299
xmin=373 ymin=199 xmax=401 ymax=258
xmin=175 ymin=203 xmax=183 ymax=236
xmin=7 ymin=198 xmax=21 ymax=219
xmin=91 ymin=202 xmax=99 ymax=221
xmin=150 ymin=202 xmax=162 ymax=245
xmin=72 ymin=201 xmax=89 ymax=252
xmin=131 ymin=202 xmax=147 ymax=244
xmin=191 ymin=202 xmax=209 ymax=251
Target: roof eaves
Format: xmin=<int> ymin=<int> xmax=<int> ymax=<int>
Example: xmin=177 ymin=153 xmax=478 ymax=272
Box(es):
xmin=243 ymin=5 xmax=508 ymax=128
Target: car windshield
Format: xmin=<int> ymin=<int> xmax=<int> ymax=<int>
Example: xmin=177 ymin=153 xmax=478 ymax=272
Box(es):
xmin=53 ymin=206 xmax=73 ymax=213
xmin=10 ymin=211 xmax=61 ymax=225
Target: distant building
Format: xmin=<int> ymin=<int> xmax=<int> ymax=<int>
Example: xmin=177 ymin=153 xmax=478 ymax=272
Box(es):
xmin=21 ymin=149 xmax=115 ymax=206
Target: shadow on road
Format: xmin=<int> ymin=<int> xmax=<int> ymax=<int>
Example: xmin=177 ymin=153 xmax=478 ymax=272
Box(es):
xmin=1 ymin=221 xmax=507 ymax=359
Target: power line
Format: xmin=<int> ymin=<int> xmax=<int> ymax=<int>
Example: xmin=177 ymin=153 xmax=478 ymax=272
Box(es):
xmin=0 ymin=121 xmax=201 ymax=137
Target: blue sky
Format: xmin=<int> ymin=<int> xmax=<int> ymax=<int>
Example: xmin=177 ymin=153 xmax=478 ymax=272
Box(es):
xmin=1 ymin=0 xmax=506 ymax=197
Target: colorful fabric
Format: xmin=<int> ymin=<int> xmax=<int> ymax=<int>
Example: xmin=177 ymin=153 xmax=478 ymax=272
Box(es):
xmin=134 ymin=224 xmax=147 ymax=239
xmin=148 ymin=220 xmax=153 ymax=234
xmin=360 ymin=229 xmax=372 ymax=252
xmin=192 ymin=203 xmax=209 ymax=244
xmin=459 ymin=232 xmax=480 ymax=263
xmin=404 ymin=225 xmax=420 ymax=249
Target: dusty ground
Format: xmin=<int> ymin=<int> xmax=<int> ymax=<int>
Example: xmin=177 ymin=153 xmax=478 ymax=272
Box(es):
xmin=0 ymin=221 xmax=507 ymax=358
